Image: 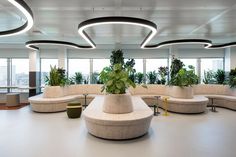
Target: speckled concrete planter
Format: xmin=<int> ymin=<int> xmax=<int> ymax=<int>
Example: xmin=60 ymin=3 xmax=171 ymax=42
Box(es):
xmin=43 ymin=86 xmax=64 ymax=98
xmin=103 ymin=94 xmax=133 ymax=114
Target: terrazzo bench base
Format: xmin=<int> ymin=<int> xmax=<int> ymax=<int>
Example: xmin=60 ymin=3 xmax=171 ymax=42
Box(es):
xmin=28 ymin=94 xmax=80 ymax=112
xmin=83 ymin=96 xmax=153 ymax=140
xmin=202 ymin=95 xmax=236 ymax=111
xmin=158 ymin=96 xmax=209 ymax=114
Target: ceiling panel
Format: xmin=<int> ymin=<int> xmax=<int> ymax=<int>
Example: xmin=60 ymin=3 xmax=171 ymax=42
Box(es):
xmin=0 ymin=0 xmax=236 ymax=49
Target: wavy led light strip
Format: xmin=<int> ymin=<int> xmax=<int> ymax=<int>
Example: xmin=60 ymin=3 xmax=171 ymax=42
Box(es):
xmin=24 ymin=16 xmax=236 ymax=50
xmin=145 ymin=39 xmax=236 ymax=49
xmin=25 ymin=40 xmax=92 ymax=51
xmin=0 ymin=0 xmax=34 ymax=37
xmin=78 ymin=16 xmax=158 ymax=49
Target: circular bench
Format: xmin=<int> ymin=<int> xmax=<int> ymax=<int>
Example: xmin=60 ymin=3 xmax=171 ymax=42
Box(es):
xmin=83 ymin=96 xmax=153 ymax=140
xmin=158 ymin=95 xmax=209 ymax=113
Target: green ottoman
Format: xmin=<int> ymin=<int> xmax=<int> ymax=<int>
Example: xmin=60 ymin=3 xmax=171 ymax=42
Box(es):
xmin=67 ymin=101 xmax=82 ymax=118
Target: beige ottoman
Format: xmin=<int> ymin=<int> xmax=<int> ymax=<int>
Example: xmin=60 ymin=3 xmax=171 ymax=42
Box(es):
xmin=6 ymin=93 xmax=20 ymax=106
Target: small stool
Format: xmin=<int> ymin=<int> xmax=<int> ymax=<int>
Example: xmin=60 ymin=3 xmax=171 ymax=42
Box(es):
xmin=67 ymin=101 xmax=82 ymax=118
xmin=6 ymin=93 xmax=20 ymax=106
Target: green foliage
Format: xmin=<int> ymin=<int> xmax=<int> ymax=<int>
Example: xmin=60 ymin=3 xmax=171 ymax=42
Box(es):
xmin=99 ymin=64 xmax=136 ymax=94
xmin=45 ymin=65 xmax=67 ymax=86
xmin=110 ymin=49 xmax=124 ymax=66
xmin=135 ymin=72 xmax=144 ymax=84
xmin=170 ymin=66 xmax=199 ymax=87
xmin=215 ymin=69 xmax=225 ymax=84
xmin=229 ymin=68 xmax=236 ymax=88
xmin=203 ymin=70 xmax=216 ymax=84
xmin=147 ymin=71 xmax=158 ymax=84
xmin=170 ymin=58 xmax=184 ymax=79
xmin=91 ymin=72 xmax=103 ymax=84
xmin=125 ymin=59 xmax=135 ymax=69
xmin=72 ymin=72 xmax=83 ymax=84
xmin=158 ymin=66 xmax=168 ymax=85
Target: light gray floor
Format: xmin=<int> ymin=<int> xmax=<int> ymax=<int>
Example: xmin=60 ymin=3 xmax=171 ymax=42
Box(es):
xmin=0 ymin=106 xmax=236 ymax=157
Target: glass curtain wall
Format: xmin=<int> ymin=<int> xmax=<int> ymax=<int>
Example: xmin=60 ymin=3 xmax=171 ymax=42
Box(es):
xmin=0 ymin=58 xmax=8 ymax=92
xmin=68 ymin=59 xmax=90 ymax=84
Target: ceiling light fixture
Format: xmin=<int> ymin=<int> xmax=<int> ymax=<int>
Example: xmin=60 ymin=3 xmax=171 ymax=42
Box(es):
xmin=25 ymin=40 xmax=92 ymax=51
xmin=0 ymin=0 xmax=34 ymax=37
xmin=78 ymin=16 xmax=157 ymax=49
xmin=145 ymin=39 xmax=236 ymax=49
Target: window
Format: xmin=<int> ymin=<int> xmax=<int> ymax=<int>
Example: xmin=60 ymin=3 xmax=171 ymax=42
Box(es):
xmin=146 ymin=59 xmax=168 ymax=72
xmin=93 ymin=59 xmax=110 ymax=73
xmin=133 ymin=59 xmax=143 ymax=73
xmin=40 ymin=59 xmax=58 ymax=86
xmin=0 ymin=59 xmax=7 ymax=92
xmin=11 ymin=59 xmax=29 ymax=92
xmin=200 ymin=58 xmax=224 ymax=82
xmin=68 ymin=59 xmax=90 ymax=83
xmin=181 ymin=59 xmax=198 ymax=74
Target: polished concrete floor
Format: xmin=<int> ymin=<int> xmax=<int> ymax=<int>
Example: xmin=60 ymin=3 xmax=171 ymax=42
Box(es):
xmin=0 ymin=106 xmax=236 ymax=157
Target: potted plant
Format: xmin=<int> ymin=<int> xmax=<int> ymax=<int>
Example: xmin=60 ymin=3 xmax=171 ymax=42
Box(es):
xmin=135 ymin=72 xmax=144 ymax=84
xmin=147 ymin=71 xmax=158 ymax=84
xmin=99 ymin=64 xmax=136 ymax=114
xmin=158 ymin=66 xmax=168 ymax=85
xmin=215 ymin=69 xmax=225 ymax=84
xmin=72 ymin=72 xmax=83 ymax=84
xmin=229 ymin=68 xmax=236 ymax=88
xmin=43 ymin=65 xmax=68 ymax=98
xmin=169 ymin=65 xmax=198 ymax=99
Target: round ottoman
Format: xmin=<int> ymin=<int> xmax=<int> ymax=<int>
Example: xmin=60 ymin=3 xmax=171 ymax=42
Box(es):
xmin=67 ymin=101 xmax=82 ymax=118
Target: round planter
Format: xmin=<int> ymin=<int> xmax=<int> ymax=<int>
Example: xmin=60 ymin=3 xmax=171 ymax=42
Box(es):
xmin=169 ymin=86 xmax=193 ymax=99
xmin=67 ymin=101 xmax=82 ymax=118
xmin=103 ymin=94 xmax=133 ymax=114
xmin=43 ymin=86 xmax=64 ymax=98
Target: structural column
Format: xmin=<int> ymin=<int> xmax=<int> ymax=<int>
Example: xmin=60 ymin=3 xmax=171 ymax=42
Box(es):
xmin=29 ymin=50 xmax=40 ymax=97
xmin=58 ymin=47 xmax=68 ymax=70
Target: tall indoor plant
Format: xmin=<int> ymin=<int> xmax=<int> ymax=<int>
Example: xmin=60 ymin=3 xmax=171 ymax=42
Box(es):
xmin=43 ymin=65 xmax=68 ymax=98
xmin=169 ymin=59 xmax=198 ymax=98
xmin=100 ymin=63 xmax=136 ymax=114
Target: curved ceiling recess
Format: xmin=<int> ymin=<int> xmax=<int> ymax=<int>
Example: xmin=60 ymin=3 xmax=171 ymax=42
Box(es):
xmin=0 ymin=0 xmax=34 ymax=37
xmin=78 ymin=16 xmax=158 ymax=49
xmin=25 ymin=40 xmax=92 ymax=51
xmin=145 ymin=39 xmax=236 ymax=49
xmin=25 ymin=16 xmax=236 ymax=50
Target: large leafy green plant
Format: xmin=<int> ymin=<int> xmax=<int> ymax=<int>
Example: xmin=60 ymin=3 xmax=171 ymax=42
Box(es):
xmin=110 ymin=49 xmax=124 ymax=66
xmin=170 ymin=58 xmax=184 ymax=79
xmin=45 ymin=65 xmax=67 ymax=86
xmin=100 ymin=64 xmax=136 ymax=94
xmin=73 ymin=72 xmax=83 ymax=84
xmin=135 ymin=72 xmax=144 ymax=84
xmin=170 ymin=66 xmax=198 ymax=87
xmin=215 ymin=69 xmax=225 ymax=84
xmin=229 ymin=68 xmax=236 ymax=88
xmin=147 ymin=71 xmax=158 ymax=84
xmin=158 ymin=66 xmax=168 ymax=85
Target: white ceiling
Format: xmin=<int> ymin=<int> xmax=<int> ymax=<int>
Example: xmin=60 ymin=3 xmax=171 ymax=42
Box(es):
xmin=0 ymin=0 xmax=236 ymax=49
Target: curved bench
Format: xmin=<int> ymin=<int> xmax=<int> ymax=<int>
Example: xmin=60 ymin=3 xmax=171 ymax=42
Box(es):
xmin=28 ymin=85 xmax=103 ymax=112
xmin=197 ymin=95 xmax=236 ymax=110
xmin=194 ymin=85 xmax=236 ymax=111
xmin=83 ymin=96 xmax=153 ymax=140
xmin=28 ymin=94 xmax=80 ymax=112
xmin=158 ymin=96 xmax=209 ymax=113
